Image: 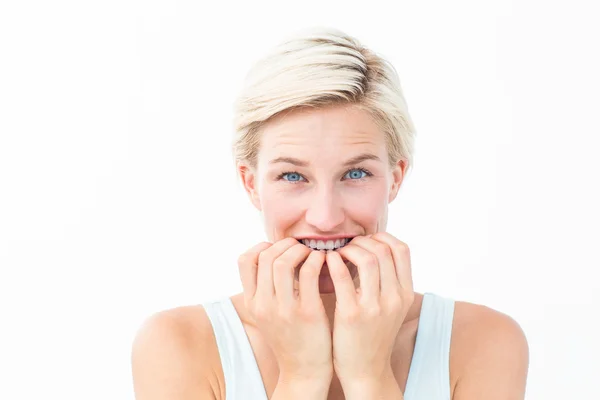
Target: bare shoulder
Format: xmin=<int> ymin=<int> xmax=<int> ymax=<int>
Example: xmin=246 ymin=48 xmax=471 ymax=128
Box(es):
xmin=450 ymin=299 xmax=530 ymax=399
xmin=131 ymin=304 xmax=224 ymax=400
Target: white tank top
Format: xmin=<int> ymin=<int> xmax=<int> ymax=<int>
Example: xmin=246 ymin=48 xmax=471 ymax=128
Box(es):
xmin=202 ymin=292 xmax=455 ymax=400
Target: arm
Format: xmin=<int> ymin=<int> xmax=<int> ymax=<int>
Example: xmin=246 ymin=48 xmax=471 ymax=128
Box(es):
xmin=452 ymin=307 xmax=530 ymax=400
xmin=131 ymin=309 xmax=219 ymax=400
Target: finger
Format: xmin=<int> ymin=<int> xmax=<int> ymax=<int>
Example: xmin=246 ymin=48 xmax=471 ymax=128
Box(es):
xmin=238 ymin=241 xmax=272 ymax=306
xmin=351 ymin=235 xmax=397 ymax=296
xmin=326 ymin=250 xmax=357 ymax=309
xmin=273 ymin=243 xmax=311 ymax=308
xmin=336 ymin=240 xmax=380 ymax=304
xmin=256 ymin=237 xmax=299 ymax=301
xmin=370 ymin=232 xmax=414 ymax=293
xmin=299 ymin=250 xmax=326 ymax=308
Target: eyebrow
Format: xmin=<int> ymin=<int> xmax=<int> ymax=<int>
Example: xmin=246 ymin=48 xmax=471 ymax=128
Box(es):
xmin=269 ymin=153 xmax=382 ymax=167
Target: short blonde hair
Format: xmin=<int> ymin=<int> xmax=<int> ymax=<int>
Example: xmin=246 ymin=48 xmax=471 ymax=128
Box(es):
xmin=232 ymin=26 xmax=417 ymax=173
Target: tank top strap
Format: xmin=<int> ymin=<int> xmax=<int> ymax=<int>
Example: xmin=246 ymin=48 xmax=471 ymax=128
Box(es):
xmin=404 ymin=292 xmax=455 ymax=400
xmin=202 ymin=297 xmax=268 ymax=400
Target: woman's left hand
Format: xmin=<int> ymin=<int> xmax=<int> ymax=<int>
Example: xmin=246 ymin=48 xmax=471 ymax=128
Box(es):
xmin=326 ymin=232 xmax=415 ymax=387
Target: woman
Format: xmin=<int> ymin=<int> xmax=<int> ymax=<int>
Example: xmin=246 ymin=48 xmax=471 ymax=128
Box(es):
xmin=131 ymin=27 xmax=529 ymax=399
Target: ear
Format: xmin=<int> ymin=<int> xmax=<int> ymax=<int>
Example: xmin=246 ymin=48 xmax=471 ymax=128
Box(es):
xmin=388 ymin=159 xmax=407 ymax=203
xmin=238 ymin=162 xmax=262 ymax=211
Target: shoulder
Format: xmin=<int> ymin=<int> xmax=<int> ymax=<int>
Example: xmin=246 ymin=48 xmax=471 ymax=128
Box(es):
xmin=131 ymin=304 xmax=224 ymax=400
xmin=450 ymin=299 xmax=529 ymax=399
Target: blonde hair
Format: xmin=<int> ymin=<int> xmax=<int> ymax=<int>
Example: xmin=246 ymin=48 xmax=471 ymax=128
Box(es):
xmin=232 ymin=26 xmax=417 ymax=173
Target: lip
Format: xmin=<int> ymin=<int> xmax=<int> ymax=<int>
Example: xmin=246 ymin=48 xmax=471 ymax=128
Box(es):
xmin=294 ymin=235 xmax=359 ymax=241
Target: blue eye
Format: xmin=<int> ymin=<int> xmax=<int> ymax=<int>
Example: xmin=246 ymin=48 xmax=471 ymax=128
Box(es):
xmin=344 ymin=168 xmax=368 ymax=180
xmin=282 ymin=172 xmax=304 ymax=182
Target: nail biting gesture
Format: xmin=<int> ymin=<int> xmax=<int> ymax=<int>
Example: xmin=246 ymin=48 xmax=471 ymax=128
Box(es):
xmin=238 ymin=238 xmax=334 ymax=384
xmin=326 ymin=232 xmax=415 ymax=386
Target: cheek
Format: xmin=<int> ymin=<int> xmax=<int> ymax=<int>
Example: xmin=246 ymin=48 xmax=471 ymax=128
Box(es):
xmin=342 ymin=184 xmax=389 ymax=220
xmin=260 ymin=186 xmax=305 ymax=229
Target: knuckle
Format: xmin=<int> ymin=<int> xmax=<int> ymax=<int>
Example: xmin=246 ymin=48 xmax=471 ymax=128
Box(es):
xmin=363 ymin=253 xmax=378 ymax=268
xmin=299 ymin=263 xmax=319 ymax=279
xmin=258 ymin=251 xmax=272 ymax=266
xmin=240 ymin=243 xmax=271 ymax=265
xmin=371 ymin=232 xmax=394 ymax=243
xmin=330 ymin=267 xmax=351 ymax=281
xmin=340 ymin=307 xmax=361 ymax=323
xmin=365 ymin=305 xmax=381 ymax=318
xmin=291 ymin=243 xmax=310 ymax=259
xmin=349 ymin=236 xmax=364 ymax=244
xmin=297 ymin=306 xmax=319 ymax=322
xmin=397 ymin=241 xmax=410 ymax=254
xmin=277 ymin=306 xmax=296 ymax=323
xmin=255 ymin=241 xmax=272 ymax=251
xmin=386 ymin=295 xmax=403 ymax=311
xmin=284 ymin=237 xmax=299 ymax=246
xmin=371 ymin=232 xmax=386 ymax=241
xmin=272 ymin=257 xmax=289 ymax=271
xmin=373 ymin=242 xmax=390 ymax=256
xmin=252 ymin=303 xmax=271 ymax=321
xmin=237 ymin=253 xmax=250 ymax=266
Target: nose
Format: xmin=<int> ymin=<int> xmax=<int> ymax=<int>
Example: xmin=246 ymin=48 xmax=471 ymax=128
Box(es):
xmin=304 ymin=186 xmax=345 ymax=232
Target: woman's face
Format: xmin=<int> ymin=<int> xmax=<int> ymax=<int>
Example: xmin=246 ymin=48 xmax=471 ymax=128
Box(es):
xmin=240 ymin=104 xmax=406 ymax=292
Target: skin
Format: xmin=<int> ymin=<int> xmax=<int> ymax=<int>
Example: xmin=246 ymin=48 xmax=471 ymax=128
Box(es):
xmin=240 ymin=103 xmax=405 ymax=293
xmin=131 ymin=103 xmax=530 ymax=400
xmin=235 ymin=103 xmax=421 ymax=396
xmin=237 ymin=104 xmax=410 ymax=317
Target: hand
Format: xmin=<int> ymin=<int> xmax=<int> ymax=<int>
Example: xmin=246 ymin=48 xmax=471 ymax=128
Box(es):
xmin=238 ymin=238 xmax=333 ymax=383
xmin=326 ymin=232 xmax=415 ymax=385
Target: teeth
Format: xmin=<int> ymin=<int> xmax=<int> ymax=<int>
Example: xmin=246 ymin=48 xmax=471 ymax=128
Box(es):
xmin=302 ymin=238 xmax=350 ymax=250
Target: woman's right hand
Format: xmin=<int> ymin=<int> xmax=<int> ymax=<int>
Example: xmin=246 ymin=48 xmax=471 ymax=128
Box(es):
xmin=238 ymin=237 xmax=333 ymax=383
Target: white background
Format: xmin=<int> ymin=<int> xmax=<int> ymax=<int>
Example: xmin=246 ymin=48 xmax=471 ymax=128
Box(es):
xmin=1 ymin=0 xmax=598 ymax=399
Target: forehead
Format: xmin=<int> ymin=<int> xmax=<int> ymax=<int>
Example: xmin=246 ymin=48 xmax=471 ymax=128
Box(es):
xmin=258 ymin=105 xmax=386 ymax=162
